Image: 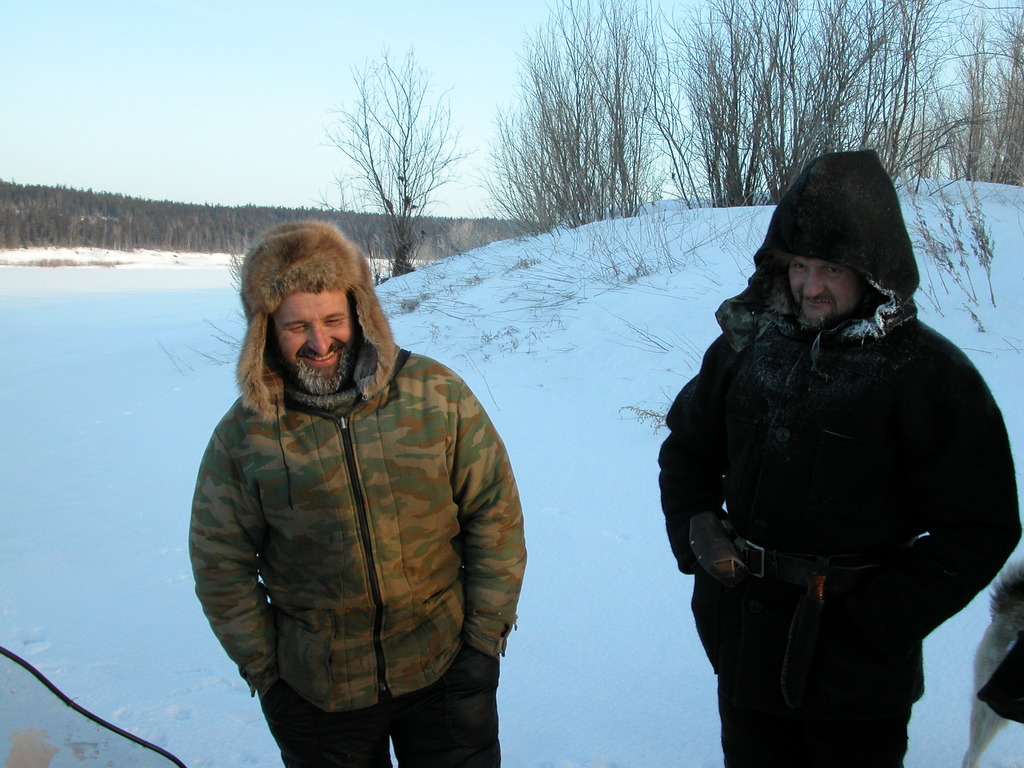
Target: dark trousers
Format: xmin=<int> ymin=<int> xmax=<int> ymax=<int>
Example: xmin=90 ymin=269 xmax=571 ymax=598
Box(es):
xmin=719 ymin=694 xmax=910 ymax=768
xmin=260 ymin=644 xmax=500 ymax=768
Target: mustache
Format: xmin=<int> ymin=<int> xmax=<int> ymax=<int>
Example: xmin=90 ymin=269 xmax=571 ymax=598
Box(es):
xmin=803 ymin=292 xmax=834 ymax=304
xmin=296 ymin=340 xmax=345 ymax=360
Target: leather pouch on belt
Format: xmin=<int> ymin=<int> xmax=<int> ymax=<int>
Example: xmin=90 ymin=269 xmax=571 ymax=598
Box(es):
xmin=688 ymin=511 xmax=748 ymax=587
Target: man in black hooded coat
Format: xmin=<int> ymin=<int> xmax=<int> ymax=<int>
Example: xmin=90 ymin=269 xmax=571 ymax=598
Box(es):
xmin=659 ymin=150 xmax=1020 ymax=766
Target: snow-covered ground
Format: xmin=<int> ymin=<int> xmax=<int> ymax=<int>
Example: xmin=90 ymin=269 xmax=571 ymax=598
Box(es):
xmin=0 ymin=246 xmax=235 ymax=269
xmin=2 ymin=183 xmax=1023 ymax=767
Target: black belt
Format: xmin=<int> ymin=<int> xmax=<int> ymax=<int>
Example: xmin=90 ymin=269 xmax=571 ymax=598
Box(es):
xmin=735 ymin=538 xmax=882 ymax=594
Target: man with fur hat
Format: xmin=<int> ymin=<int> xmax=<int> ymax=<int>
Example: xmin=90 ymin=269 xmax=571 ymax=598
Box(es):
xmin=658 ymin=150 xmax=1019 ymax=766
xmin=190 ymin=221 xmax=526 ymax=767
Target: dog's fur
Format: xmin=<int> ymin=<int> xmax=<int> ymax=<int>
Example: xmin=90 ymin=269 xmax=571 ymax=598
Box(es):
xmin=963 ymin=561 xmax=1024 ymax=768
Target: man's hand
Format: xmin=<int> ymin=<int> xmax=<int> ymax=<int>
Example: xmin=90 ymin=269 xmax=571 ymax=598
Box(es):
xmin=689 ymin=511 xmax=748 ymax=587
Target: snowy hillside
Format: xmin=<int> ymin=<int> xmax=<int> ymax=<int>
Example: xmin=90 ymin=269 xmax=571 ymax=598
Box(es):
xmin=1 ymin=181 xmax=1022 ymax=767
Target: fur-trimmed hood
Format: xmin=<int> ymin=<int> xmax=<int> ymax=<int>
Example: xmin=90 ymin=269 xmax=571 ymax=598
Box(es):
xmin=717 ymin=150 xmax=919 ymax=351
xmin=236 ymin=221 xmax=398 ymax=419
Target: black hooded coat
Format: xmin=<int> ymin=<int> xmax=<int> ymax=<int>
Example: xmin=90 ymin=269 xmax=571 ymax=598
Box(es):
xmin=659 ymin=151 xmax=1020 ymax=719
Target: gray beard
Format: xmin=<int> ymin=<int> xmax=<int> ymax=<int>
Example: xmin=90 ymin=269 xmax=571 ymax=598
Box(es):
xmin=281 ymin=343 xmax=357 ymax=397
xmin=292 ymin=356 xmax=347 ymax=395
xmin=797 ymin=311 xmax=836 ymax=332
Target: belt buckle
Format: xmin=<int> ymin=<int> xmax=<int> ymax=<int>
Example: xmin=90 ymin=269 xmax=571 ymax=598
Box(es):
xmin=742 ymin=539 xmax=765 ymax=578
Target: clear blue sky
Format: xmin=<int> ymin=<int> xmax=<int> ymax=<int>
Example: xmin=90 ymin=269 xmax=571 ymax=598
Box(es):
xmin=2 ymin=0 xmax=598 ymax=218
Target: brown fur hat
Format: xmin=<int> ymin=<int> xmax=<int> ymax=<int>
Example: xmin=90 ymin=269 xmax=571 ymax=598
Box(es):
xmin=236 ymin=221 xmax=398 ymax=419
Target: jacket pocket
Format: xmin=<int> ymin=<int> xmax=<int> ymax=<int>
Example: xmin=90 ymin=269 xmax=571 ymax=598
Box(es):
xmin=405 ymin=585 xmax=464 ymax=677
xmin=275 ymin=607 xmax=331 ymax=702
xmin=802 ymin=601 xmax=922 ymax=714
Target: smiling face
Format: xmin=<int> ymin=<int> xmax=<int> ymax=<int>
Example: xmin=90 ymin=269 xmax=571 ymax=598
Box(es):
xmin=787 ymin=254 xmax=866 ymax=330
xmin=272 ymin=290 xmax=354 ymax=395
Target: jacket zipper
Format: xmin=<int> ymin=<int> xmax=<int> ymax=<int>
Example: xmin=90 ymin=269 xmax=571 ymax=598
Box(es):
xmin=337 ymin=415 xmax=390 ymax=699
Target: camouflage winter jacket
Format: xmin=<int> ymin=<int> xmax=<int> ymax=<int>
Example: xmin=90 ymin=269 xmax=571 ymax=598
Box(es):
xmin=190 ymin=351 xmax=526 ymax=712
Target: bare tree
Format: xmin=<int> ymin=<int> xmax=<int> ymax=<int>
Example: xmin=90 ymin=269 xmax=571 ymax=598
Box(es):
xmin=943 ymin=3 xmax=1024 ymax=185
xmin=326 ymin=48 xmax=465 ymax=276
xmin=487 ymin=0 xmax=663 ymax=232
xmin=846 ymin=0 xmax=950 ymax=176
xmin=658 ymin=0 xmax=950 ymax=206
xmin=491 ymin=0 xmax=1017 ymax=219
xmin=645 ymin=15 xmax=700 ymax=204
xmin=662 ymin=0 xmax=846 ymax=206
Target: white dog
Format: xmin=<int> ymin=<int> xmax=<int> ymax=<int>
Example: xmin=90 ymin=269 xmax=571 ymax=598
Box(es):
xmin=963 ymin=561 xmax=1024 ymax=768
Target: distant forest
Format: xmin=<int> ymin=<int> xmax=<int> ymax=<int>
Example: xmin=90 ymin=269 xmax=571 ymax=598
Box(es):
xmin=0 ymin=179 xmax=515 ymax=259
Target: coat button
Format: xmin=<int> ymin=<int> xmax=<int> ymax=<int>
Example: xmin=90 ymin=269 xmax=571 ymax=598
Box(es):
xmin=775 ymin=427 xmax=791 ymax=442
xmin=748 ymin=600 xmax=762 ymax=614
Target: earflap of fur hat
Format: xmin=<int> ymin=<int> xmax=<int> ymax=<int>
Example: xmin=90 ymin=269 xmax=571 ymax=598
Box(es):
xmin=236 ymin=314 xmax=276 ymax=420
xmin=236 ymin=221 xmax=398 ymax=419
xmin=716 ymin=249 xmax=795 ymax=350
